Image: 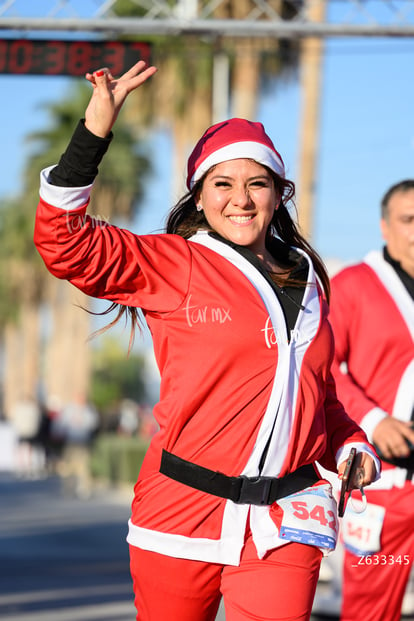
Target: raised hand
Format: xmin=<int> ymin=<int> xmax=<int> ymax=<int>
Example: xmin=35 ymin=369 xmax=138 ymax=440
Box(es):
xmin=84 ymin=60 xmax=157 ymax=138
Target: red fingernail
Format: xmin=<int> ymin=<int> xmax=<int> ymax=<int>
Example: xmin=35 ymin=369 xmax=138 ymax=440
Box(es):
xmin=95 ymin=70 xmax=104 ymax=77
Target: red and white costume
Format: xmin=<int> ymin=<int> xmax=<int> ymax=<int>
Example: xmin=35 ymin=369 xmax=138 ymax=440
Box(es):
xmin=34 ymin=170 xmax=373 ymax=570
xmin=330 ymin=250 xmax=414 ymax=621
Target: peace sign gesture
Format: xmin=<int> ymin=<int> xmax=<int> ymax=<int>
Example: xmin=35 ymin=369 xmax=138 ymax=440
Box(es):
xmin=84 ymin=60 xmax=157 ymax=138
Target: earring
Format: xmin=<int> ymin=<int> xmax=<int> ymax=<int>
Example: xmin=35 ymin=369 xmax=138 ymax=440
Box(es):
xmin=196 ymin=204 xmax=203 ymax=212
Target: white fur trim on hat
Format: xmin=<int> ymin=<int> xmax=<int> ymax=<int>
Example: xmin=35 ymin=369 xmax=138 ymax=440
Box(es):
xmin=190 ymin=141 xmax=285 ymax=188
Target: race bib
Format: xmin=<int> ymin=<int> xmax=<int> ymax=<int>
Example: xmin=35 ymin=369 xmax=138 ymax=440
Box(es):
xmin=341 ymin=500 xmax=385 ymax=557
xmin=277 ymin=483 xmax=338 ymax=551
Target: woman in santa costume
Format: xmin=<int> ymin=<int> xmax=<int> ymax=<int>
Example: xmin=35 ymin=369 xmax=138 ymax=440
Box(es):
xmin=34 ymin=61 xmax=379 ymax=621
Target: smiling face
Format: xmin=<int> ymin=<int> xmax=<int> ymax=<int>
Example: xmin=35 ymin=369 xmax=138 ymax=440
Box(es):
xmin=381 ymin=188 xmax=414 ymax=277
xmin=197 ymin=158 xmax=280 ymax=260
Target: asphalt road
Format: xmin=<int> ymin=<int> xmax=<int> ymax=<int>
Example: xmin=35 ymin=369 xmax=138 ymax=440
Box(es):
xmin=0 ymin=473 xmax=138 ymax=620
xmin=0 ymin=473 xmax=341 ymax=621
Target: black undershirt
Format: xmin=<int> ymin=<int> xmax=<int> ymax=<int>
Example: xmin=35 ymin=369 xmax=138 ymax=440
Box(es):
xmin=210 ymin=232 xmax=308 ymax=338
xmin=48 ymin=119 xmax=112 ymax=188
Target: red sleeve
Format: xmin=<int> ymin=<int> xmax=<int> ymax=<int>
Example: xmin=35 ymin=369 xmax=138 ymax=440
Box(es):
xmin=318 ymin=369 xmax=369 ymax=472
xmin=329 ymin=268 xmax=380 ymax=425
xmin=34 ymin=198 xmax=191 ymax=312
xmin=316 ymin=299 xmax=371 ymax=472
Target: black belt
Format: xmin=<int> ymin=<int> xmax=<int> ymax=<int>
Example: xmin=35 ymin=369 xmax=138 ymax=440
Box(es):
xmin=160 ymin=449 xmax=319 ymax=506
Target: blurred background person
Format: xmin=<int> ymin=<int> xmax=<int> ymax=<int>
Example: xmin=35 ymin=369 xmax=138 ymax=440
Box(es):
xmin=329 ymin=179 xmax=414 ymax=621
xmin=55 ymin=394 xmax=99 ymax=498
xmin=10 ymin=396 xmax=44 ymax=478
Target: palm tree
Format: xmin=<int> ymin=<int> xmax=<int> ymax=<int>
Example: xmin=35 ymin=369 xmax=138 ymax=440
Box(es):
xmin=0 ymin=193 xmax=45 ymax=418
xmin=1 ymin=81 xmax=152 ymax=416
xmin=110 ymin=0 xmax=303 ymax=195
xmin=213 ymin=0 xmax=301 ymax=118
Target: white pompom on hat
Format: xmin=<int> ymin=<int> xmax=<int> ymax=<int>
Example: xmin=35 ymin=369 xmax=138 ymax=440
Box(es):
xmin=186 ymin=118 xmax=285 ymax=190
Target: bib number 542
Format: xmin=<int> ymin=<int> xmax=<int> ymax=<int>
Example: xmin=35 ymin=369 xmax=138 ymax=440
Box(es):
xmin=291 ymin=500 xmax=337 ymax=531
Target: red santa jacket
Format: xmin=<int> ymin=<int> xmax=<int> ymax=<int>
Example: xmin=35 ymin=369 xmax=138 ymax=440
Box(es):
xmin=34 ymin=171 xmax=371 ymax=564
xmin=330 ymin=250 xmax=414 ymax=490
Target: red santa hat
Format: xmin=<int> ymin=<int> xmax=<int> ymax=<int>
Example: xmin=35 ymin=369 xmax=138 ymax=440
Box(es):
xmin=186 ymin=117 xmax=285 ymax=190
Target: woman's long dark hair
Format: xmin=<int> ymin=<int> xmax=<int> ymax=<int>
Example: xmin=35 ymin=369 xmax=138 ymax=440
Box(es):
xmin=96 ymin=165 xmax=330 ymax=347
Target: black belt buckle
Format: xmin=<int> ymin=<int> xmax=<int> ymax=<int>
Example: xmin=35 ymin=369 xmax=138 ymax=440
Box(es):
xmin=236 ymin=475 xmax=274 ymax=505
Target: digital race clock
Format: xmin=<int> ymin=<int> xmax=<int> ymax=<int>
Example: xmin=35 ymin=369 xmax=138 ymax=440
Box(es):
xmin=0 ymin=39 xmax=152 ymax=76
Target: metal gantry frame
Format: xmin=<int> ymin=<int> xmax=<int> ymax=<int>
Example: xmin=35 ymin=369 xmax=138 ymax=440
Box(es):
xmin=1 ymin=0 xmax=414 ymax=38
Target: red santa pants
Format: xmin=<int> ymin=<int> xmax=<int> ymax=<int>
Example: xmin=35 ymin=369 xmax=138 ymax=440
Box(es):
xmin=129 ymin=532 xmax=322 ymax=621
xmin=341 ymin=481 xmax=414 ymax=621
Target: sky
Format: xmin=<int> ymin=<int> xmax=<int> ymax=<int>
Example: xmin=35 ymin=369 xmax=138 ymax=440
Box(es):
xmin=1 ymin=3 xmax=414 ymax=273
